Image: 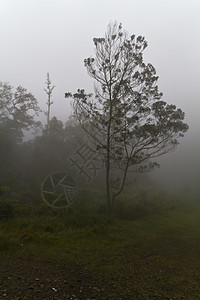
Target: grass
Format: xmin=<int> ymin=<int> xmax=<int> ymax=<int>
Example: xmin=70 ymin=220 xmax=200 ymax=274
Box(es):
xmin=1 ymin=198 xmax=200 ymax=297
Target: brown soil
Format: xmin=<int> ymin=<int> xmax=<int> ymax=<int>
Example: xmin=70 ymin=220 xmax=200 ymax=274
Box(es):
xmin=0 ymin=255 xmax=132 ymax=300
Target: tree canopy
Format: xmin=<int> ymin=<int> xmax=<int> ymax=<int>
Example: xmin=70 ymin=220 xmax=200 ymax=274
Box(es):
xmin=0 ymin=81 xmax=41 ymax=143
xmin=66 ymin=22 xmax=189 ymax=213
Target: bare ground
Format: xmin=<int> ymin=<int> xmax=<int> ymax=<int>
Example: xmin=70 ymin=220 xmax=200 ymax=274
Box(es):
xmin=0 ymin=255 xmax=137 ymax=300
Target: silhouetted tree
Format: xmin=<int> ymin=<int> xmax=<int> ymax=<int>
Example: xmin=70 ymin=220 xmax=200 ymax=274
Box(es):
xmin=0 ymin=81 xmax=42 ymax=199
xmin=66 ymin=22 xmax=189 ymax=213
xmin=44 ymin=73 xmax=55 ymax=135
xmin=0 ymin=81 xmax=41 ymax=143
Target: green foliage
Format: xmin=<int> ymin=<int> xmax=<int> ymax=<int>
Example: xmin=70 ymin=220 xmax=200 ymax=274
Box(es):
xmin=113 ymin=191 xmax=180 ymax=220
xmin=63 ymin=213 xmax=113 ymax=230
xmin=74 ymin=188 xmax=107 ymax=214
xmin=0 ymin=185 xmax=10 ymax=197
xmin=34 ymin=203 xmax=57 ymax=217
xmin=0 ymin=199 xmax=15 ymax=219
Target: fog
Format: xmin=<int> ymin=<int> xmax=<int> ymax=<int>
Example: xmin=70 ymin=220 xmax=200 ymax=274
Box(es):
xmin=0 ymin=0 xmax=199 ymax=195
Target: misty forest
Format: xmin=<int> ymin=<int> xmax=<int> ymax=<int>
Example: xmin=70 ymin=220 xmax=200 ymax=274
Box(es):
xmin=0 ymin=18 xmax=200 ymax=299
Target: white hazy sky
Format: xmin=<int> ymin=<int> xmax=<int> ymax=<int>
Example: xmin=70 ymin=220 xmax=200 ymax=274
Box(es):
xmin=0 ymin=0 xmax=199 ymax=190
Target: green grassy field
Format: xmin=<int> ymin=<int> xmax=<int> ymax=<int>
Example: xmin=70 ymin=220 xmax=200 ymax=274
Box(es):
xmin=1 ymin=197 xmax=200 ymax=298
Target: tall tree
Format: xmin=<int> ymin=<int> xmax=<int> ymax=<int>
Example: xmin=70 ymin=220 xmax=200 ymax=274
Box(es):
xmin=0 ymin=81 xmax=41 ymax=143
xmin=44 ymin=73 xmax=55 ymax=135
xmin=66 ymin=22 xmax=189 ymax=214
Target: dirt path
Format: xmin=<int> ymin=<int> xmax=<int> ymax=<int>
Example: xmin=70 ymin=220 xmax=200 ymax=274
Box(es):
xmin=0 ymin=256 xmax=131 ymax=300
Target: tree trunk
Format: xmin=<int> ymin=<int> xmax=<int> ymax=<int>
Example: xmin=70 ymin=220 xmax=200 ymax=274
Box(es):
xmin=105 ymin=144 xmax=112 ymax=214
xmin=47 ymin=96 xmax=50 ymax=135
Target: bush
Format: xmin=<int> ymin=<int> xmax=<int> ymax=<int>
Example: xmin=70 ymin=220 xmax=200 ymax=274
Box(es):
xmin=114 ymin=198 xmax=148 ymax=220
xmin=0 ymin=199 xmax=15 ymax=219
xmin=64 ymin=213 xmax=113 ymax=229
xmin=34 ymin=203 xmax=55 ymax=217
xmin=113 ymin=191 xmax=178 ymax=220
xmin=74 ymin=188 xmax=106 ymax=214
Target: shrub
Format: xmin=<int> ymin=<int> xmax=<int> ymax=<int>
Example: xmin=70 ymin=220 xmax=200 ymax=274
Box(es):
xmin=113 ymin=198 xmax=148 ymax=220
xmin=0 ymin=199 xmax=15 ymax=219
xmin=64 ymin=213 xmax=113 ymax=229
xmin=113 ymin=191 xmax=179 ymax=220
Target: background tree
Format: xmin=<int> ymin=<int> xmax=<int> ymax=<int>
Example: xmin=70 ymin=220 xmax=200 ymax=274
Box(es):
xmin=0 ymin=81 xmax=41 ymax=143
xmin=44 ymin=73 xmax=55 ymax=135
xmin=66 ymin=22 xmax=189 ymax=214
xmin=0 ymin=81 xmax=42 ymax=199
